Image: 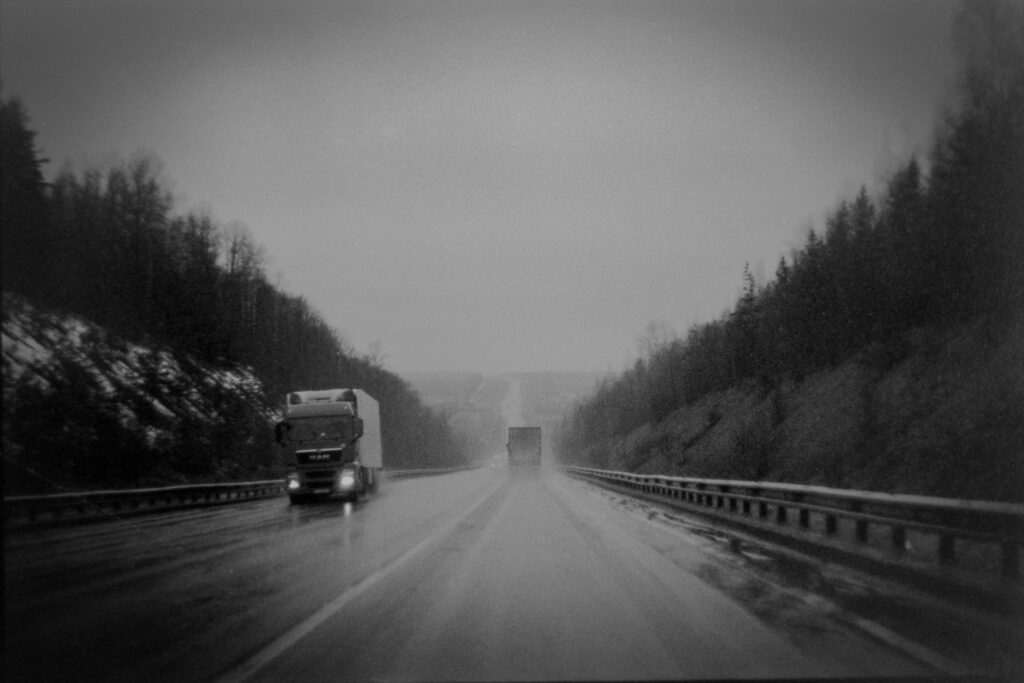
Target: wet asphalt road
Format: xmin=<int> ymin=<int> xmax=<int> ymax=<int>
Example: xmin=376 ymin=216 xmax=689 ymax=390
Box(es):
xmin=5 ymin=465 xmax=939 ymax=681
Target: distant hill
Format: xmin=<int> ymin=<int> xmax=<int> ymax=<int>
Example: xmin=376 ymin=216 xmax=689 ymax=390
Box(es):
xmin=400 ymin=371 xmax=485 ymax=409
xmin=511 ymin=372 xmax=609 ymax=422
xmin=401 ymin=371 xmax=609 ymax=461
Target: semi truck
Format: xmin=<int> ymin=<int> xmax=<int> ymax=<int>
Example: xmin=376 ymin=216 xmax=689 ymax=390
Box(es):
xmin=275 ymin=388 xmax=382 ymax=503
xmin=506 ymin=427 xmax=542 ymax=468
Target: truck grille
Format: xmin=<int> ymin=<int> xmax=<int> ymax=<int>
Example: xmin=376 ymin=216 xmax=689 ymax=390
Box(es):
xmin=302 ymin=470 xmax=336 ymax=481
xmin=296 ymin=449 xmax=343 ymax=465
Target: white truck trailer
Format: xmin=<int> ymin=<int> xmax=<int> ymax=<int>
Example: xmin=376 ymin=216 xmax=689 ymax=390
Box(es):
xmin=275 ymin=388 xmax=382 ymax=503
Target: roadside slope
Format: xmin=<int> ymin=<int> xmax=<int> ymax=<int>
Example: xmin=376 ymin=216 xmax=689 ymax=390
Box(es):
xmin=2 ymin=292 xmax=280 ymax=493
xmin=582 ymin=315 xmax=1024 ymax=502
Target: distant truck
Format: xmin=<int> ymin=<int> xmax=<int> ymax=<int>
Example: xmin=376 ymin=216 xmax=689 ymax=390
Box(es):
xmin=506 ymin=427 xmax=542 ymax=468
xmin=275 ymin=388 xmax=382 ymax=503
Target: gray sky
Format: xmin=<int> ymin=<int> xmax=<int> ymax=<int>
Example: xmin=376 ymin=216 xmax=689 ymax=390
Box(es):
xmin=2 ymin=0 xmax=958 ymax=374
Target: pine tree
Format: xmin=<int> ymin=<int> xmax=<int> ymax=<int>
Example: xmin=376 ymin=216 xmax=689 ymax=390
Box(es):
xmin=848 ymin=187 xmax=881 ymax=342
xmin=0 ymin=96 xmax=50 ymax=294
xmin=928 ymin=0 xmax=1024 ymax=317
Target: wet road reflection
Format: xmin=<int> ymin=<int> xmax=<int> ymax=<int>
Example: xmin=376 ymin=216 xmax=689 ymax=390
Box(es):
xmin=4 ymin=467 xmax=1000 ymax=681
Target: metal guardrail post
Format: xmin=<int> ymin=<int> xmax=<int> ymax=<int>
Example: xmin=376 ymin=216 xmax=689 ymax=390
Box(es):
xmin=775 ymin=500 xmax=788 ymax=525
xmin=854 ymin=501 xmax=869 ymax=544
xmin=891 ymin=525 xmax=906 ymax=554
xmin=797 ymin=494 xmax=809 ymax=528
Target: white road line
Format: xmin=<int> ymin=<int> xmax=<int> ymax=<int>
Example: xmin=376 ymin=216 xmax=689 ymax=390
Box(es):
xmin=217 ymin=480 xmax=503 ymax=683
xmin=848 ymin=615 xmax=969 ymax=677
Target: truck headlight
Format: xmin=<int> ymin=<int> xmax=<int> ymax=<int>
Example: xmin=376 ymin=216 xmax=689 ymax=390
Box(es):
xmin=287 ymin=475 xmax=301 ymax=491
xmin=339 ymin=472 xmax=355 ymax=489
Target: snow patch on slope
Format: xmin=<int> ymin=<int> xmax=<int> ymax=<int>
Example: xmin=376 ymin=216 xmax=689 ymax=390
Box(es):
xmin=2 ymin=292 xmax=278 ymax=457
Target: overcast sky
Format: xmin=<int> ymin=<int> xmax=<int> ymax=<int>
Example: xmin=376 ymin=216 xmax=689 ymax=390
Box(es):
xmin=2 ymin=0 xmax=959 ymax=374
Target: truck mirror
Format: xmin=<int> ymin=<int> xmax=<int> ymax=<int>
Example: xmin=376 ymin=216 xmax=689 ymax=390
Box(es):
xmin=352 ymin=417 xmax=364 ymax=439
xmin=274 ymin=422 xmax=292 ymax=444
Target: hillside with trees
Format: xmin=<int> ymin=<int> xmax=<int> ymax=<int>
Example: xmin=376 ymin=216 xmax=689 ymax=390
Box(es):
xmin=1 ymin=98 xmax=470 ymax=494
xmin=558 ymin=0 xmax=1024 ymax=501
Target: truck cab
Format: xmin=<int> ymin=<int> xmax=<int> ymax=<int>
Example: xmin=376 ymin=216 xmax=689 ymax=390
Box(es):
xmin=276 ymin=388 xmax=382 ymax=503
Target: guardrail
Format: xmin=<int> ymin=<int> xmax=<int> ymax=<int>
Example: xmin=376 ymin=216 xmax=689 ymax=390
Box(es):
xmin=384 ymin=465 xmax=478 ymax=479
xmin=562 ymin=465 xmax=1024 ymax=606
xmin=4 ymin=480 xmax=286 ymax=529
xmin=4 ymin=466 xmax=480 ymax=529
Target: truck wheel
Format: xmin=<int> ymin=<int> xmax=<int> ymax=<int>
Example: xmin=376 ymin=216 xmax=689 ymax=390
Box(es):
xmin=288 ymin=494 xmax=306 ymax=505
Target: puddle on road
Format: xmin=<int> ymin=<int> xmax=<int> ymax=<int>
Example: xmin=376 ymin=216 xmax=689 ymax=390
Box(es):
xmin=590 ymin=482 xmax=901 ymax=605
xmin=286 ymin=497 xmax=363 ymax=528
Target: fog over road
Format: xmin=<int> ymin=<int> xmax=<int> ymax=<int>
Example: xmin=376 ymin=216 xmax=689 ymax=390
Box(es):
xmin=6 ymin=465 xmax=938 ymax=682
xmin=499 ymin=375 xmax=525 ymax=429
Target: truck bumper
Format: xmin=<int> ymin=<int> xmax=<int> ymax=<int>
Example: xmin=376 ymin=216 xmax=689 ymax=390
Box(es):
xmin=287 ymin=469 xmax=360 ymax=501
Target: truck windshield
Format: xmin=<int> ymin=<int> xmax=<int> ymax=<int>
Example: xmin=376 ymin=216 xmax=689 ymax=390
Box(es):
xmin=285 ymin=417 xmax=353 ymax=442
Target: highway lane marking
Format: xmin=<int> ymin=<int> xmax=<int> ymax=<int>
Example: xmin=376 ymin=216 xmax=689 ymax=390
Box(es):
xmin=845 ymin=611 xmax=969 ymax=676
xmin=216 ymin=478 xmax=505 ymax=683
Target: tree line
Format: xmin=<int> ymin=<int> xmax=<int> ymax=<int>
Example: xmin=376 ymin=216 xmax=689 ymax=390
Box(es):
xmin=559 ymin=0 xmax=1023 ymax=463
xmin=1 ymin=99 xmax=471 ymax=488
